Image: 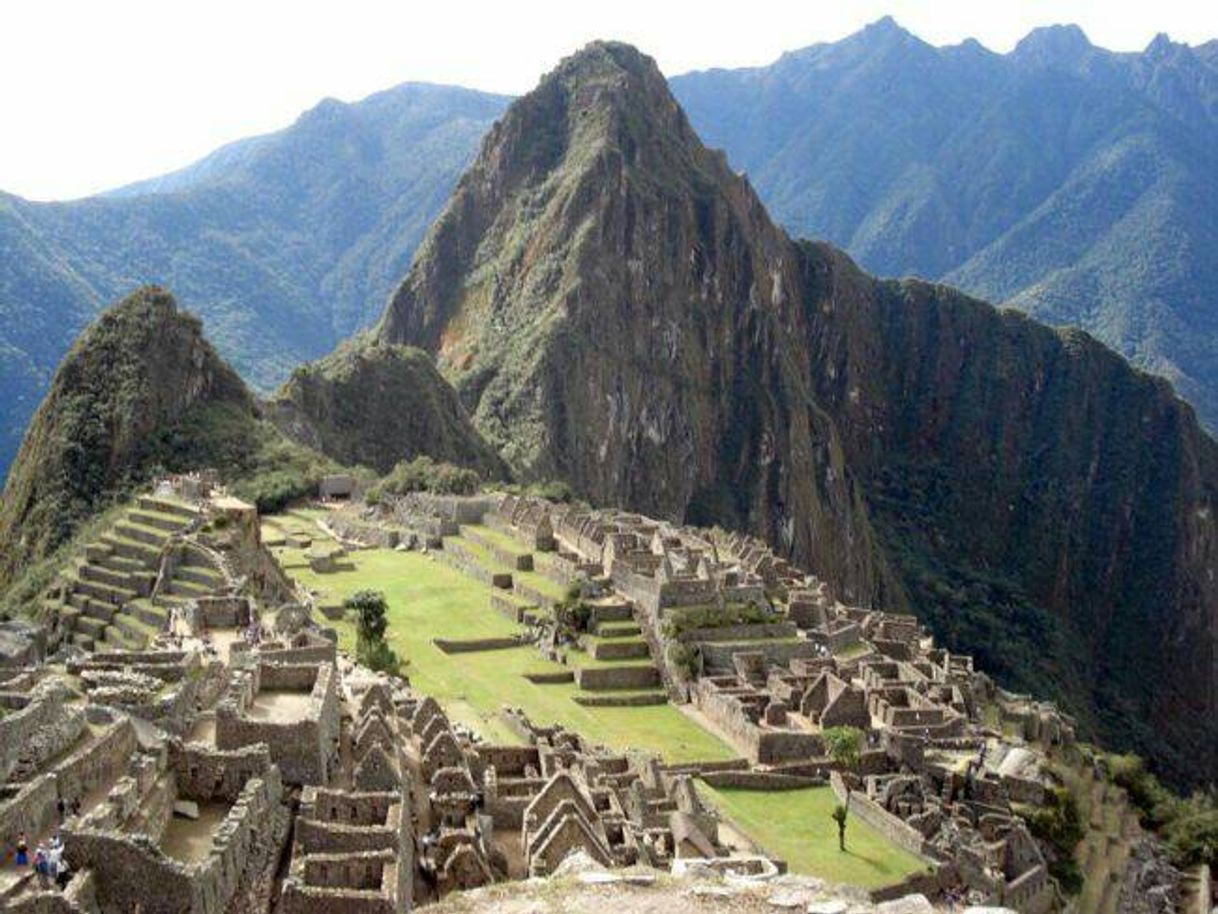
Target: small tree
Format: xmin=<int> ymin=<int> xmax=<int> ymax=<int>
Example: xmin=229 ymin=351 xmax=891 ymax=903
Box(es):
xmin=349 ymin=590 xmax=388 ymax=644
xmin=831 ymin=803 xmax=849 ymax=852
xmin=346 ymin=589 xmax=400 ymax=675
xmin=823 ymin=725 xmax=864 ymax=851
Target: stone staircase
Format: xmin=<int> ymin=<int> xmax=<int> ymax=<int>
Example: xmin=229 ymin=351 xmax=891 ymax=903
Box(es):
xmin=51 ymin=496 xmax=204 ymax=652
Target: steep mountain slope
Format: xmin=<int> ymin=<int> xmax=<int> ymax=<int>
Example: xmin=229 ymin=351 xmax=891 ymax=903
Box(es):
xmin=268 ymin=338 xmax=505 ymax=477
xmin=0 ymin=82 xmax=510 ymax=480
xmin=376 ymin=41 xmax=1217 ymax=785
xmin=0 ymin=287 xmax=257 ymax=584
xmin=378 ymin=41 xmax=890 ymax=604
xmin=670 ymin=19 xmax=1218 ymax=431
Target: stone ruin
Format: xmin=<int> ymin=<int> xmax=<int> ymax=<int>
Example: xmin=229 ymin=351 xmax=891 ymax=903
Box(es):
xmin=0 ymin=481 xmax=1142 ymax=914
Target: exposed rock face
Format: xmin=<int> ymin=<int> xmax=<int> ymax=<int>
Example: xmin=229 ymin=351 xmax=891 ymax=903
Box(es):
xmin=0 ymin=286 xmax=254 ymax=584
xmin=376 ymin=42 xmax=1218 ymax=784
xmin=379 ymin=42 xmax=891 ymax=603
xmin=268 ymin=338 xmax=506 ymax=477
xmin=796 ymin=243 xmax=1218 ymax=784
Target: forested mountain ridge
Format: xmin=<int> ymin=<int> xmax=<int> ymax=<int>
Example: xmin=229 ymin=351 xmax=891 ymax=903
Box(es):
xmin=670 ymin=18 xmax=1218 ymax=430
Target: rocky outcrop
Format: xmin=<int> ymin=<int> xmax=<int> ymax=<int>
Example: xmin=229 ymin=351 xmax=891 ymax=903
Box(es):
xmin=268 ymin=337 xmax=505 ymax=478
xmin=375 ymin=42 xmax=1218 ymax=785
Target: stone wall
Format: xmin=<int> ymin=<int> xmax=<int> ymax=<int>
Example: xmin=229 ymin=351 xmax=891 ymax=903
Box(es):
xmin=67 ymin=769 xmax=284 ymax=914
xmin=677 ymin=622 xmax=799 ymax=643
xmin=0 ymin=776 xmax=58 ymax=853
xmin=215 ymin=664 xmax=340 ymax=785
xmin=0 ymin=683 xmax=71 ymax=781
xmin=171 ymin=742 xmax=273 ymax=803
xmin=829 ymin=771 xmax=934 ymax=862
xmin=700 ymin=640 xmax=818 ymax=673
xmin=54 ymin=719 xmax=138 ymax=807
xmin=574 ymin=666 xmax=661 ymax=690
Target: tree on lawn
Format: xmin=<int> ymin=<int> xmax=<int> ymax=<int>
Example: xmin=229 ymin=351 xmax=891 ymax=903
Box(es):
xmin=824 ymin=725 xmax=864 ymax=851
xmin=346 ymin=589 xmax=401 ymax=675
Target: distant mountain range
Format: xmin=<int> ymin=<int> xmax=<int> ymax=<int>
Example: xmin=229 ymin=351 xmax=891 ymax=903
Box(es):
xmin=670 ymin=17 xmax=1218 ymax=431
xmin=0 ymin=83 xmax=509 ymax=478
xmin=3 ymin=17 xmax=1217 ymax=482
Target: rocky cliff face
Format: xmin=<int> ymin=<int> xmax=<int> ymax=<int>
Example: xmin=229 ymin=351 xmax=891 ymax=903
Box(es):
xmin=796 ymin=243 xmax=1218 ymax=783
xmin=376 ymin=42 xmax=1217 ymax=784
xmin=0 ymin=287 xmax=255 ymax=584
xmin=268 ymin=338 xmax=506 ymax=477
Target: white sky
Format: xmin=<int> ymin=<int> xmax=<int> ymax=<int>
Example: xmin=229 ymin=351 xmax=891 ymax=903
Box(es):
xmin=1 ymin=0 xmax=1215 ymax=201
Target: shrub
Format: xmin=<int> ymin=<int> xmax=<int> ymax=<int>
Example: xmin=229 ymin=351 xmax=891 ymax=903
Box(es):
xmin=666 ymin=641 xmax=702 ymax=680
xmin=345 ymin=589 xmax=401 ymax=675
xmin=1019 ymin=787 xmax=1085 ymax=895
xmin=661 ymin=602 xmax=775 ymax=640
xmin=366 ymin=456 xmax=481 ymax=502
xmin=1106 ymin=752 xmax=1218 ymax=870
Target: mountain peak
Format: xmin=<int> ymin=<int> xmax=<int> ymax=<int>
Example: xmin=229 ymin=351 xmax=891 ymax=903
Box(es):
xmin=1012 ymin=23 xmax=1095 ymax=68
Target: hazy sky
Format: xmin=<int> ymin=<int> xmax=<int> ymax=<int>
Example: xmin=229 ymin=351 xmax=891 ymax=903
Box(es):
xmin=2 ymin=0 xmax=1215 ymax=201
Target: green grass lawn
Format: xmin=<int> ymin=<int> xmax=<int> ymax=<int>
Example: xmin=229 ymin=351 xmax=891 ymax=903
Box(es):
xmin=698 ymin=783 xmax=930 ymax=889
xmin=275 ymin=540 xmax=734 ymax=763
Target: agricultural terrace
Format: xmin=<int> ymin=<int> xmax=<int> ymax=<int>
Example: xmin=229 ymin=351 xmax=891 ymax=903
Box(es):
xmin=265 ymin=509 xmax=735 ymax=763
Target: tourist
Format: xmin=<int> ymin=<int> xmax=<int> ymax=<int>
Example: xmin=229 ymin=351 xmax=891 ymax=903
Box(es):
xmin=56 ymin=797 xmax=66 ymax=821
xmin=15 ymin=832 xmax=28 ymax=867
xmin=33 ymin=846 xmax=48 ymax=888
xmin=71 ymin=798 xmax=81 ymax=817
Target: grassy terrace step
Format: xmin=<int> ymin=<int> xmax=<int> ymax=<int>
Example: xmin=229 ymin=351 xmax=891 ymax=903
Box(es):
xmin=79 ymin=562 xmax=152 ymax=595
xmin=589 ymin=638 xmax=651 ymax=661
xmin=111 ymin=611 xmax=158 ymax=642
xmin=128 ymin=598 xmax=171 ymax=627
xmin=574 ymin=664 xmax=661 ymax=691
xmin=586 ymin=600 xmax=633 ymax=623
xmin=73 ymin=577 xmax=139 ymax=607
xmin=595 ymin=621 xmax=643 ymax=638
xmin=71 ymin=632 xmax=96 ymax=650
xmin=572 ymin=691 xmax=667 ymax=707
xmin=102 ymin=624 xmax=145 ymax=651
xmin=165 ymin=579 xmax=217 ymax=598
xmin=136 ymin=496 xmax=199 ymax=519
xmin=99 ymin=535 xmax=161 ymax=566
xmin=74 ymin=615 xmax=109 ymax=638
xmin=460 ymin=524 xmax=535 ymax=570
xmin=174 ymin=567 xmax=224 ymax=589
xmin=114 ymin=522 xmax=171 ymax=548
xmin=92 ymin=551 xmax=148 ymax=575
xmin=128 ymin=510 xmax=192 ymax=533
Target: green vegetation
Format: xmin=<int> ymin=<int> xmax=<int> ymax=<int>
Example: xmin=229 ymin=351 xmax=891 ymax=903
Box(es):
xmin=274 ymin=536 xmax=733 ymax=762
xmin=698 ymin=784 xmax=929 ymax=888
xmin=660 ymin=602 xmax=775 ymax=640
xmin=366 ymin=456 xmax=481 ymax=502
xmin=1108 ymin=754 xmax=1218 ymax=870
xmin=823 ymin=726 xmax=864 ymax=851
xmin=347 ymin=589 xmax=402 ymax=676
xmin=1017 ymin=788 xmax=1085 ymax=894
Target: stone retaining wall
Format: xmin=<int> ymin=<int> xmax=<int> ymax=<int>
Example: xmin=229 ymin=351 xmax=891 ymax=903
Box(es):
xmin=433 ymin=637 xmax=522 ymax=654
xmin=677 ymin=622 xmax=799 ymax=643
xmin=67 ymin=768 xmax=284 ymax=914
xmin=700 ymin=771 xmax=824 ymax=790
xmin=574 ymin=665 xmax=660 ymax=690
xmin=829 ymin=771 xmax=934 ymax=862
